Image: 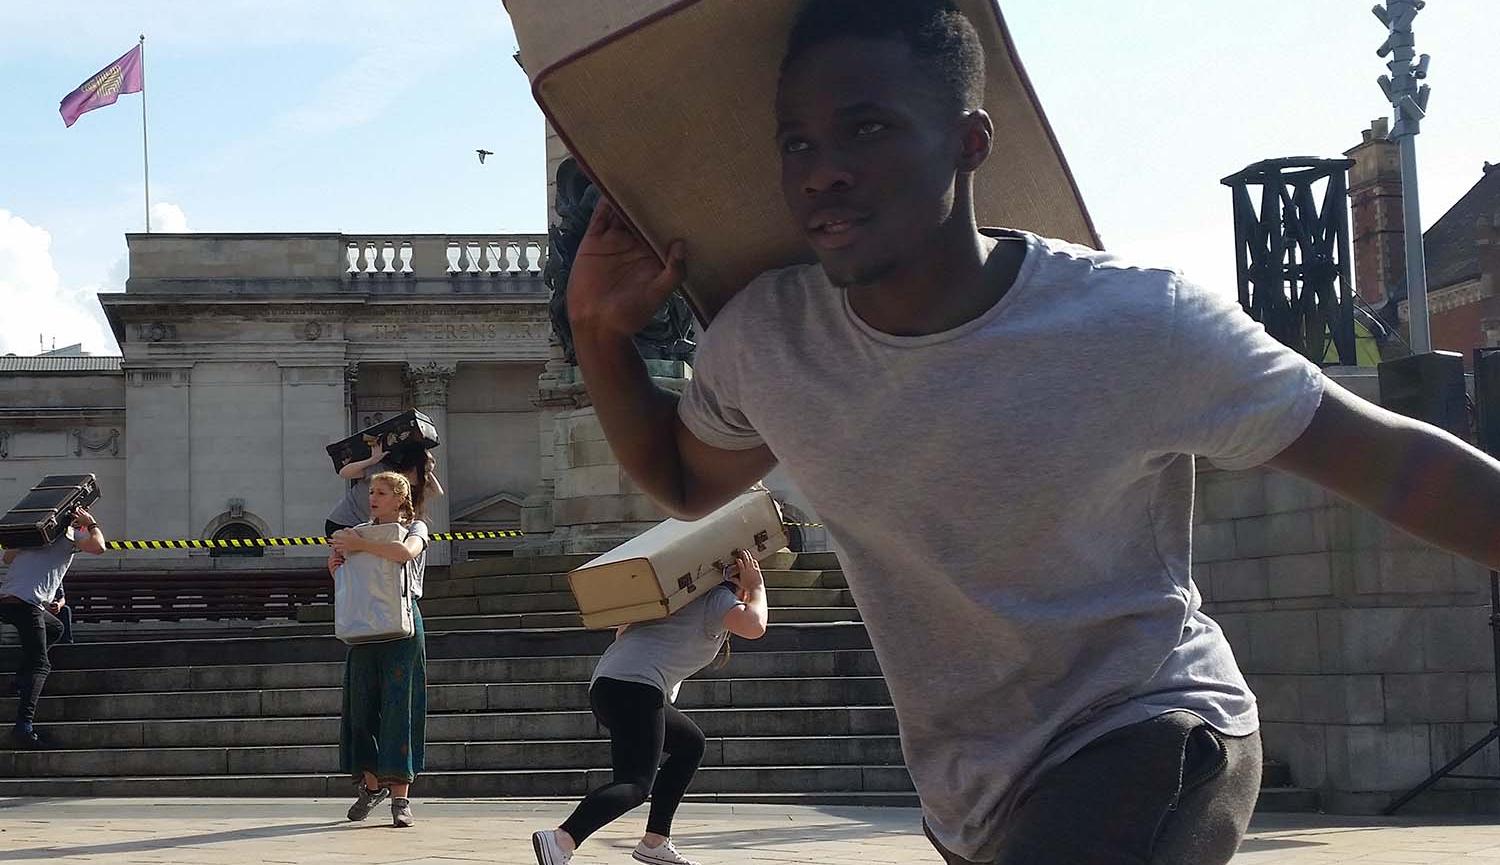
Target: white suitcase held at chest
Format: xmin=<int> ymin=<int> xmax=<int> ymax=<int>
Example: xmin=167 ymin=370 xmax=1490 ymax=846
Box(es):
xmin=333 ymin=521 xmax=415 ymax=645
xmin=568 ymin=489 xmax=789 ymax=630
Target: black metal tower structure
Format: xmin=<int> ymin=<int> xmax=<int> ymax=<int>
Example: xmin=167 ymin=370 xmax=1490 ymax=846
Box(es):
xmin=1222 ymin=158 xmax=1358 ymax=366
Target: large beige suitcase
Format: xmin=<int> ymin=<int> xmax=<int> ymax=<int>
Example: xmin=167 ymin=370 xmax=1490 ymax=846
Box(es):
xmin=568 ymin=489 xmax=789 ymax=630
xmin=504 ymin=0 xmax=1098 ymax=322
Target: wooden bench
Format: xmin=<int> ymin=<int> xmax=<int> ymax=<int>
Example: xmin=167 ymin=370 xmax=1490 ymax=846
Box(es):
xmin=62 ymin=569 xmax=331 ymax=623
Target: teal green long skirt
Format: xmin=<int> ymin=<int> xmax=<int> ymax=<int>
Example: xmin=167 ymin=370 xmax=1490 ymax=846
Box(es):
xmin=339 ymin=605 xmax=427 ymax=783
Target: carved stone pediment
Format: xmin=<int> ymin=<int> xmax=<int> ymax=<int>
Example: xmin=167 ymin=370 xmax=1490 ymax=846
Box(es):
xmin=452 ymin=490 xmax=525 ymax=527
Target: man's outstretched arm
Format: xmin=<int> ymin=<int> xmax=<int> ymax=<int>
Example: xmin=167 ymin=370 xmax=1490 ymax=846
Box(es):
xmin=568 ymin=201 xmax=776 ymax=520
xmin=1269 ymin=380 xmax=1500 ymax=569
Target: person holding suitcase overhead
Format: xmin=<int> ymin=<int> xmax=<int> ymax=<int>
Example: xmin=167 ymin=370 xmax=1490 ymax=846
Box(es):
xmin=326 ymin=442 xmax=444 ymax=538
xmin=1 ymin=506 xmax=106 ymax=748
xmin=532 ymin=549 xmax=770 ymax=865
xmin=326 ymin=471 xmax=431 ymax=828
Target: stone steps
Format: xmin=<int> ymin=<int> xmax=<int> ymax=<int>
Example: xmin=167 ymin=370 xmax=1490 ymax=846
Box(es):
xmin=1 ymin=735 xmax=906 ymax=777
xmin=270 ymin=606 xmax=861 ymax=636
xmin=1 ymin=545 xmax=1315 ymax=811
xmin=335 ymin=586 xmax=856 ymax=618
xmin=441 ymin=551 xmax=837 ymax=582
xmin=0 ymin=764 xmax=916 ymax=799
xmin=0 ymin=621 xmax=873 ymax=670
xmin=3 ymin=705 xmax=900 ymax=750
xmin=1256 ymin=760 xmax=1322 ymax=813
xmin=446 ymin=554 xmax=600 ymax=579
xmin=422 ymin=568 xmax=848 ymax=600
xmin=1255 ymin=787 xmax=1323 ymax=813
xmin=12 ymin=548 xmax=870 ymax=807
xmin=35 ymin=650 xmax=885 ymax=696
xmin=2 ymin=677 xmax=892 ymax=721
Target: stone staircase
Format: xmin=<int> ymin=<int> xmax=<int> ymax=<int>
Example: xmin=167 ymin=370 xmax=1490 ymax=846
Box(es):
xmin=0 ymin=552 xmax=912 ymax=803
xmin=0 ymin=551 xmax=1319 ymax=811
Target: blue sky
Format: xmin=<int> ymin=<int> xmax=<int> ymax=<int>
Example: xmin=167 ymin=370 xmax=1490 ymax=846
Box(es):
xmin=1 ymin=0 xmax=1496 ymax=355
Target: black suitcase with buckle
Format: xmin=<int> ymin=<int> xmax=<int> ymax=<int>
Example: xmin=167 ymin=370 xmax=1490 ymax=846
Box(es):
xmin=0 ymin=474 xmax=100 ymax=549
xmin=326 ymin=410 xmax=441 ymax=472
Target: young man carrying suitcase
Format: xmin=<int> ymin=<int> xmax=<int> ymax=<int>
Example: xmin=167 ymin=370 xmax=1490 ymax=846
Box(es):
xmin=562 ymin=1 xmax=1500 ymax=862
xmin=1 ymin=508 xmax=106 ymax=748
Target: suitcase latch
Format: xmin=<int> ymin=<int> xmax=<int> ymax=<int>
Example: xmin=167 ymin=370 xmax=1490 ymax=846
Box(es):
xmin=753 ymin=530 xmax=770 ymax=552
xmin=678 ymin=574 xmax=696 ymax=593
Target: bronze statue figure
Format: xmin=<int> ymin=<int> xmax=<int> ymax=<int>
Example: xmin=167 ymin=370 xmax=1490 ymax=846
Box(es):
xmin=544 ymin=158 xmax=695 ymax=365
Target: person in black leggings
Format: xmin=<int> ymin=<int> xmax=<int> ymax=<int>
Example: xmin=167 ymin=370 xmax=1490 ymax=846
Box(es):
xmin=533 ymin=550 xmax=770 ymax=865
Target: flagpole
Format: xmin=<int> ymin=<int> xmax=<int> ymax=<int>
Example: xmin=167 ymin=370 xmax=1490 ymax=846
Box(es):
xmin=139 ymin=34 xmax=151 ymax=233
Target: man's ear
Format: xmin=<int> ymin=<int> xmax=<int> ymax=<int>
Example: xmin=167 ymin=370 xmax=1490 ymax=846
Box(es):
xmin=957 ymin=109 xmax=994 ymax=174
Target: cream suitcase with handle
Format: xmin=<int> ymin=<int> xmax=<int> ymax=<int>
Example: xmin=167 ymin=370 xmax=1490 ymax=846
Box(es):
xmin=503 ymin=0 xmax=1098 ymax=323
xmin=568 ymin=489 xmax=789 ymax=630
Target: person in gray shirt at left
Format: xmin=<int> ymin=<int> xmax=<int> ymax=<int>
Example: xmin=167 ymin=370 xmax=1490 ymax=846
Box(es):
xmin=0 ymin=507 xmax=106 ymax=749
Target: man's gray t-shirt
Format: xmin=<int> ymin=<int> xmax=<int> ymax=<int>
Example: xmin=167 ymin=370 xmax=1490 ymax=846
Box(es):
xmin=327 ymin=463 xmax=385 ymax=528
xmin=677 ymin=232 xmax=1325 ymax=861
xmin=592 ymin=585 xmax=742 ymax=703
xmin=1 ymin=527 xmax=79 ymax=608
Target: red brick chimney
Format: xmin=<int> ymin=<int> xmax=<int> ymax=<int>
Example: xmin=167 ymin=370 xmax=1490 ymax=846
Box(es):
xmin=1480 ymin=196 xmax=1500 ymax=344
xmin=1345 ymin=119 xmax=1407 ymax=311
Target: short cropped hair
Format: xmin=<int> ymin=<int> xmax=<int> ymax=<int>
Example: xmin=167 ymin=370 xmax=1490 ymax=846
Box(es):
xmin=781 ymin=0 xmax=986 ymax=111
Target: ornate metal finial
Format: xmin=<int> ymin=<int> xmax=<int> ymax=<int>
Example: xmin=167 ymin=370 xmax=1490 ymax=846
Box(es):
xmin=1373 ymin=1 xmax=1433 ymax=140
xmin=1372 ymin=0 xmax=1434 ymax=353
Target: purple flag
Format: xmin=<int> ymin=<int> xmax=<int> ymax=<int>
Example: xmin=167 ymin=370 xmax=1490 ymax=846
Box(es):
xmin=59 ymin=44 xmax=144 ymax=128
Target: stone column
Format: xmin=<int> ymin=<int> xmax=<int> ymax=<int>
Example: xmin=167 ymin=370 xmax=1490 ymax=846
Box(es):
xmin=123 ymin=365 xmax=193 ymax=550
xmin=520 ymin=359 xmax=685 ymax=556
xmin=343 ymin=363 xmax=361 ymax=436
xmin=519 ymin=340 xmax=571 ymax=547
xmin=405 ymin=361 xmax=455 ymax=566
xmin=280 ymin=365 xmax=348 ymax=551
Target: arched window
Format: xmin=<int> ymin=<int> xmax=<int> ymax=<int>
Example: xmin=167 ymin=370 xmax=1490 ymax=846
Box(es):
xmin=210 ymin=522 xmax=264 ymax=558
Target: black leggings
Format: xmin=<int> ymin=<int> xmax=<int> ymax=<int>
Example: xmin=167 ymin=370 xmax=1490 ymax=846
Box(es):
xmin=0 ymin=602 xmax=64 ymax=726
xmin=560 ymin=677 xmax=707 ymax=844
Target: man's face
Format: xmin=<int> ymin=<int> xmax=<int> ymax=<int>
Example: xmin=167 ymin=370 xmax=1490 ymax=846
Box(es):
xmin=776 ymin=36 xmax=965 ymax=287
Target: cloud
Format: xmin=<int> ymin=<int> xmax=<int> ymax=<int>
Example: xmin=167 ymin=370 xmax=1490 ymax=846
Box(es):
xmin=150 ymin=202 xmax=189 ymax=233
xmin=0 ymin=209 xmax=119 ymax=356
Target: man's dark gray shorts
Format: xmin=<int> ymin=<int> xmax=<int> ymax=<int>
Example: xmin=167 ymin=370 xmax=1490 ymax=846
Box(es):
xmin=926 ymin=711 xmax=1262 ymax=865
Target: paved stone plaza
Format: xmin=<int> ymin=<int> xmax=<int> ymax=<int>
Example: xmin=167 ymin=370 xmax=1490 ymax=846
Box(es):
xmin=2 ymin=800 xmax=1500 ymax=864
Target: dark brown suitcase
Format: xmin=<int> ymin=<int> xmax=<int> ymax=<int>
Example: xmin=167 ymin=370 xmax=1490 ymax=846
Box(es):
xmin=326 ymin=410 xmax=440 ymax=472
xmin=0 ymin=474 xmax=100 ymax=549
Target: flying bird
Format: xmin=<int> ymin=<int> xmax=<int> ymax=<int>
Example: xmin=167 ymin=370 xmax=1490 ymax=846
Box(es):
xmin=476 ymin=149 xmax=493 ymax=164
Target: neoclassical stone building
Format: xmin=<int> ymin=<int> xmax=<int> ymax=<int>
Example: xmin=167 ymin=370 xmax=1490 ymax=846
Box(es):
xmin=3 ymin=233 xmax=555 ymax=566
xmin=1 ymin=228 xmax=826 ymax=568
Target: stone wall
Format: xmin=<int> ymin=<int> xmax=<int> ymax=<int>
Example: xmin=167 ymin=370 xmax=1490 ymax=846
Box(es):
xmin=0 ymin=370 xmax=127 ymax=540
xmin=1197 ymin=372 xmax=1498 ymax=813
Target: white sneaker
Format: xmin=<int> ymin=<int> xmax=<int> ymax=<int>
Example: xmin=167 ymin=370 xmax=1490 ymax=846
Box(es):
xmin=532 ymin=829 xmax=572 ymax=864
xmin=633 ymin=839 xmax=701 ymax=865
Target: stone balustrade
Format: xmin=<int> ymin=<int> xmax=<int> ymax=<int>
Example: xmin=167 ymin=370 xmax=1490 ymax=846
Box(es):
xmin=344 ymin=234 xmax=548 ymax=279
xmin=125 ymin=232 xmax=549 ymax=283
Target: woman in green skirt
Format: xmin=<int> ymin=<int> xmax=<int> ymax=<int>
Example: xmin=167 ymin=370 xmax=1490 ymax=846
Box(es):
xmin=327 ymin=470 xmax=431 ymax=828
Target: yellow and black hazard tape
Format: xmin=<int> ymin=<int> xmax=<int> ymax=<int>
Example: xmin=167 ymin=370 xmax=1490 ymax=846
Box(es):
xmin=5 ymin=523 xmax=823 ymax=552
xmin=98 ymin=530 xmax=527 ymax=552
xmin=99 ymin=526 xmax=822 ymax=551
xmin=108 ymin=537 xmax=329 ymax=551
